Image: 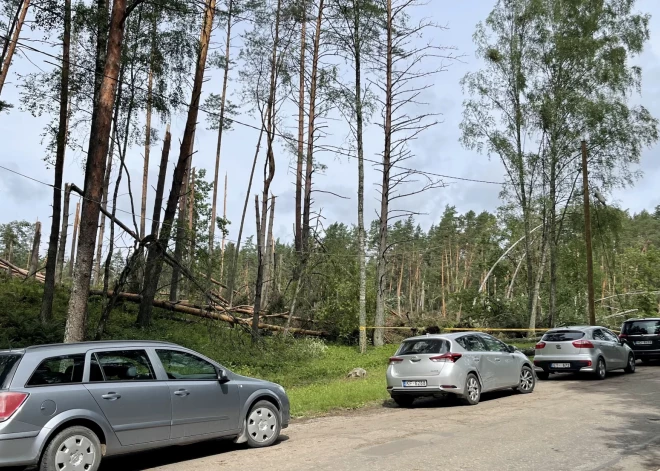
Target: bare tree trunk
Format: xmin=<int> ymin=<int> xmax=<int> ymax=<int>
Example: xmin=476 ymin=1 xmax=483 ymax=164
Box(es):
xmin=138 ymin=0 xmax=215 ymax=327
xmin=220 ymin=172 xmax=227 ymax=281
xmin=28 ymin=221 xmax=41 ymax=278
xmin=56 ymin=184 xmax=72 ymax=284
xmin=252 ymin=195 xmax=264 ymax=343
xmin=68 ymin=201 xmax=80 ymax=279
xmin=396 ymin=256 xmax=403 ymax=315
xmin=64 ymin=0 xmax=134 ymax=343
xmin=228 ymin=125 xmax=264 ymax=307
xmin=0 ymin=0 xmax=24 ymax=72
xmin=301 ymin=0 xmax=324 ymax=251
xmin=40 ymin=0 xmax=71 ymax=322
xmin=263 ymin=195 xmax=275 ymax=307
xmin=529 ymin=239 xmax=548 ymax=332
xmin=151 ymin=125 xmax=171 ymax=236
xmin=209 ymin=0 xmax=234 ymax=275
xmin=441 ymin=249 xmax=446 ymax=317
xmin=374 ymin=0 xmax=392 ymax=347
xmin=295 ymin=0 xmax=306 ymax=253
xmin=0 ymin=0 xmax=30 ymax=96
xmin=188 ymin=168 xmax=196 ymax=262
xmin=140 ymin=16 xmax=157 ymax=240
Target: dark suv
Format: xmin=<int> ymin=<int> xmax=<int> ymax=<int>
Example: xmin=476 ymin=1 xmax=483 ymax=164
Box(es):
xmin=620 ymin=318 xmax=660 ymax=363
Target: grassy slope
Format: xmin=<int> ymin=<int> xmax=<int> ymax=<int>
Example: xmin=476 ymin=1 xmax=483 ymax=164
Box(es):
xmin=0 ymin=277 xmax=535 ymax=417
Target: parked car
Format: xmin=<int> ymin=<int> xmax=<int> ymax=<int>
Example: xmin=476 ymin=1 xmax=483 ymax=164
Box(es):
xmin=386 ymin=333 xmax=535 ymax=407
xmin=0 ymin=340 xmax=289 ymax=471
xmin=533 ymin=326 xmax=636 ymax=380
xmin=619 ymin=318 xmax=660 ymax=363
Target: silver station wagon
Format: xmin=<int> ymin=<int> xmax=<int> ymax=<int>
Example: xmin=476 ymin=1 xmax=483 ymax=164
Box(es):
xmin=0 ymin=340 xmax=290 ymax=471
xmin=386 ymin=333 xmax=536 ymax=407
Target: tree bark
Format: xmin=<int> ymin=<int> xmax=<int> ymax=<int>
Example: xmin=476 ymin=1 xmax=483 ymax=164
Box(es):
xmin=64 ymin=0 xmax=131 ymax=343
xmin=68 ymin=201 xmax=80 ymax=279
xmin=140 ymin=15 xmax=157 ymax=240
xmin=55 ymin=184 xmax=72 ymax=284
xmin=374 ymin=0 xmax=392 ymax=347
xmin=220 ymin=172 xmax=228 ymax=281
xmin=252 ymin=195 xmax=264 ymax=343
xmin=295 ymin=0 xmax=306 ymax=253
xmin=529 ymin=238 xmax=548 ymax=332
xmin=0 ymin=0 xmax=24 ymax=75
xmin=263 ymin=195 xmax=275 ymax=307
xmin=0 ymin=0 xmax=30 ymax=96
xmin=209 ymin=0 xmax=234 ymax=275
xmin=151 ymin=124 xmax=171 ymax=236
xmin=28 ymin=221 xmax=41 ymax=278
xmin=137 ymin=0 xmax=215 ymax=327
xmin=301 ymin=0 xmax=324 ymax=252
xmin=40 ymin=0 xmax=71 ymax=322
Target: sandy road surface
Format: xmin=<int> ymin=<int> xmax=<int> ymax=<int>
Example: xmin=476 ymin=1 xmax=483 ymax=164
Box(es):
xmin=102 ymin=365 xmax=660 ymax=471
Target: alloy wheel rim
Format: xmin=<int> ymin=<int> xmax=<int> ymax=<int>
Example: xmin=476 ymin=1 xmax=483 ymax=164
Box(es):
xmin=247 ymin=407 xmax=278 ymax=443
xmin=520 ymin=369 xmax=534 ymax=391
xmin=467 ymin=377 xmax=479 ymax=401
xmin=629 ymin=356 xmax=635 ymax=370
xmin=599 ymin=360 xmax=605 ymax=376
xmin=55 ymin=435 xmax=96 ymax=471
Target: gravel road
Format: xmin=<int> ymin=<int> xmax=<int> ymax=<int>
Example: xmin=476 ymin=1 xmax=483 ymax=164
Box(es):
xmin=102 ymin=364 xmax=660 ymax=471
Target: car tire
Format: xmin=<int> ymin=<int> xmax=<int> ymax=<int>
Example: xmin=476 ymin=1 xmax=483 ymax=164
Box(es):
xmin=514 ymin=365 xmax=535 ymax=394
xmin=462 ymin=373 xmax=481 ymax=406
xmin=40 ymin=425 xmax=102 ymax=471
xmin=536 ymin=370 xmax=550 ymax=380
xmin=595 ymin=357 xmax=607 ymax=380
xmin=392 ymin=395 xmax=415 ymax=408
xmin=624 ymin=354 xmax=636 ymax=374
xmin=246 ymin=400 xmax=282 ymax=448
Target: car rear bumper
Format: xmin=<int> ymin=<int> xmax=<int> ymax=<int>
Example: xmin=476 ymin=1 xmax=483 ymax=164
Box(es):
xmin=630 ymin=349 xmax=660 ymax=359
xmin=533 ymin=359 xmax=595 ymax=373
xmin=386 ymin=366 xmax=466 ymax=397
xmin=387 ymin=385 xmax=463 ymax=397
xmin=0 ymin=430 xmax=41 ymax=466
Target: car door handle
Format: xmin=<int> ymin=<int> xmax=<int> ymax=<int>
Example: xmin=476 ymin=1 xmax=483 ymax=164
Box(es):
xmin=101 ymin=393 xmax=121 ymax=401
xmin=174 ymin=389 xmax=190 ymax=397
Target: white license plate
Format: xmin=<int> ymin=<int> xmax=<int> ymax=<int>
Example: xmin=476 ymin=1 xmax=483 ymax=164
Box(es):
xmin=402 ymin=380 xmax=427 ymax=387
xmin=635 ymin=341 xmax=653 ymax=345
xmin=551 ymin=363 xmax=571 ymax=368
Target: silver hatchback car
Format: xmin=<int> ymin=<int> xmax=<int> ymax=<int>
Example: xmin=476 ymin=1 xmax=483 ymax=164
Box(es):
xmin=0 ymin=340 xmax=290 ymax=470
xmin=533 ymin=326 xmax=636 ymax=380
xmin=386 ymin=333 xmax=535 ymax=407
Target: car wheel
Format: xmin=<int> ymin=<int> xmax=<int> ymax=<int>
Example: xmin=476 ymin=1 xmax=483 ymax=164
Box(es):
xmin=624 ymin=354 xmax=636 ymax=374
xmin=40 ymin=426 xmax=101 ymax=471
xmin=595 ymin=357 xmax=607 ymax=380
xmin=514 ymin=365 xmax=535 ymax=394
xmin=392 ymin=395 xmax=415 ymax=408
xmin=462 ymin=373 xmax=481 ymax=406
xmin=536 ymin=370 xmax=550 ymax=380
xmin=246 ymin=400 xmax=281 ymax=448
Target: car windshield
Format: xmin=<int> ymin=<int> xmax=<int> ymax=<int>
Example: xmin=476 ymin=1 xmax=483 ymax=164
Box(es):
xmin=623 ymin=320 xmax=660 ymax=335
xmin=397 ymin=339 xmax=448 ymax=355
xmin=541 ymin=331 xmax=585 ymax=342
xmin=0 ymin=354 xmax=21 ymax=389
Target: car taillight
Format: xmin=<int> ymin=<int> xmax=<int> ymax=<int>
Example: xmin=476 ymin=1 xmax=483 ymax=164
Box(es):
xmin=535 ymin=342 xmax=546 ymax=349
xmin=429 ymin=353 xmax=462 ymax=363
xmin=388 ymin=357 xmax=403 ymax=365
xmin=0 ymin=392 xmax=28 ymax=422
xmin=572 ymin=339 xmax=595 ymax=349
xmin=619 ymin=334 xmax=627 ymax=340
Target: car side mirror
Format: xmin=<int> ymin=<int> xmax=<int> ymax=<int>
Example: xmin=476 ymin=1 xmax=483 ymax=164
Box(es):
xmin=218 ymin=369 xmax=230 ymax=384
xmin=507 ymin=345 xmax=517 ymax=353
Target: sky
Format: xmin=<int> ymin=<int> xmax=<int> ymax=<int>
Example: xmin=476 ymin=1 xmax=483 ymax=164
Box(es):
xmin=1 ymin=0 xmax=659 ymax=259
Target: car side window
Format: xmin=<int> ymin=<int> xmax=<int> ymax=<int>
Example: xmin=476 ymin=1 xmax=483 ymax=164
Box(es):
xmin=603 ymin=330 xmax=619 ymax=342
xmin=156 ymin=350 xmax=217 ymax=380
xmin=94 ymin=350 xmax=156 ymax=382
xmin=480 ymin=335 xmax=509 ymax=353
xmin=457 ymin=335 xmax=486 ymax=352
xmin=26 ymin=354 xmax=85 ymax=386
xmin=592 ymin=330 xmax=607 ymax=341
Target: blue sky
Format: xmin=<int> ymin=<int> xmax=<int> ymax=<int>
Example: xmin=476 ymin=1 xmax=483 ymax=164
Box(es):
xmin=1 ymin=0 xmax=659 ymax=257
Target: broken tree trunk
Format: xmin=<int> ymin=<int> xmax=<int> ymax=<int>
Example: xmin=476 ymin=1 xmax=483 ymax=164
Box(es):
xmin=68 ymin=201 xmax=80 ymax=279
xmin=27 ymin=221 xmax=41 ymax=279
xmin=55 ymin=184 xmax=72 ymax=284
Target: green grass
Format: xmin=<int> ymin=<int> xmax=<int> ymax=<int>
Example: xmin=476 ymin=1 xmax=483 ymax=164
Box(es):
xmin=0 ymin=276 xmax=537 ymax=418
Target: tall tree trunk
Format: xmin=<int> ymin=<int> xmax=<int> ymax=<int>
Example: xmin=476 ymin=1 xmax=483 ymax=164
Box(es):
xmin=220 ymin=172 xmax=228 ymax=281
xmin=209 ymin=0 xmax=234 ymax=275
xmin=94 ymin=72 xmax=122 ymax=287
xmin=28 ymin=220 xmax=41 ymax=278
xmin=55 ymin=184 xmax=72 ymax=284
xmin=396 ymin=256 xmax=403 ymax=315
xmin=0 ymin=0 xmax=30 ymax=95
xmin=40 ymin=0 xmax=71 ymax=322
xmin=252 ymin=195 xmax=264 ymax=343
xmin=140 ymin=15 xmax=157 ymax=240
xmin=151 ymin=124 xmax=171 ymax=236
xmin=228 ymin=126 xmax=264 ymax=306
xmin=529 ymin=238 xmax=548 ymax=332
xmin=295 ymin=0 xmax=306 ymax=253
xmin=263 ymin=195 xmax=275 ymax=307
xmin=68 ymin=201 xmax=80 ymax=279
xmin=0 ymin=0 xmax=24 ymax=73
xmin=301 ymin=0 xmax=324 ymax=251
xmin=137 ymin=0 xmax=216 ymax=327
xmin=374 ymin=0 xmax=392 ymax=347
xmin=64 ymin=0 xmax=132 ymax=343
xmin=548 ymin=158 xmax=558 ymax=327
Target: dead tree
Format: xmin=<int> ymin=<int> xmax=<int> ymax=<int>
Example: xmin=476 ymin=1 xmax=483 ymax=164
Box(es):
xmin=68 ymin=200 xmax=80 ymax=279
xmin=55 ymin=184 xmax=72 ymax=284
xmin=27 ymin=220 xmax=41 ymax=278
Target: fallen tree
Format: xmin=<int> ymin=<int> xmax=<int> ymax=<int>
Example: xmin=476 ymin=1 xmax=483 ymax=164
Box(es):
xmin=1 ymin=257 xmax=46 ymax=282
xmin=89 ymin=289 xmax=329 ymax=337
